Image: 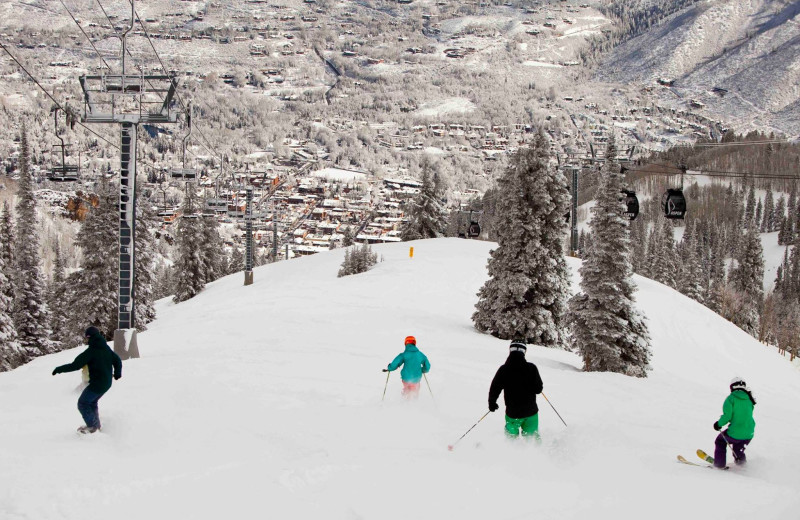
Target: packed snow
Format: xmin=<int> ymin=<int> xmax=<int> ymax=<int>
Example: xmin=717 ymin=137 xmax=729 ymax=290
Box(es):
xmin=1 ymin=238 xmax=799 ymax=519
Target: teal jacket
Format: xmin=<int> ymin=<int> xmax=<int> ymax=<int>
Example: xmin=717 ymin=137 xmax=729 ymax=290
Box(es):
xmin=717 ymin=389 xmax=756 ymax=440
xmin=387 ymin=344 xmax=430 ymax=384
xmin=53 ymin=333 xmax=122 ymax=393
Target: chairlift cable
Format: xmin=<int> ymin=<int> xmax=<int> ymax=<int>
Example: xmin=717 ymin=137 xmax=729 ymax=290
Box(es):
xmin=129 ymin=4 xmax=224 ymax=164
xmin=57 ymin=0 xmax=112 ymax=71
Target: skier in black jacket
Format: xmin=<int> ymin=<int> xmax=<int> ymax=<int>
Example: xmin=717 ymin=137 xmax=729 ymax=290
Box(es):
xmin=52 ymin=326 xmax=122 ymax=433
xmin=488 ymin=339 xmax=544 ymax=439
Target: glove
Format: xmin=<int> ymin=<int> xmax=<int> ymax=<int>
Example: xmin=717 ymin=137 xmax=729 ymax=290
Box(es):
xmin=382 ymin=369 xmax=389 ymax=372
xmin=713 ymin=421 xmax=721 ymax=431
xmin=52 ymin=367 xmax=60 ymax=376
xmin=489 ymin=402 xmax=499 ymax=412
xmin=114 ymin=374 xmax=121 ymax=381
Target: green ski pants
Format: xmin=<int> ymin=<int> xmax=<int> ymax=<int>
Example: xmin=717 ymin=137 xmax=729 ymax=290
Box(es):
xmin=505 ymin=413 xmax=539 ymax=439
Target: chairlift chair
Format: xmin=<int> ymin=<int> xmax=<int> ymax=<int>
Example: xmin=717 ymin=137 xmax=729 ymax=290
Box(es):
xmin=170 ymin=102 xmax=197 ymax=180
xmin=48 ymin=108 xmax=80 ymax=182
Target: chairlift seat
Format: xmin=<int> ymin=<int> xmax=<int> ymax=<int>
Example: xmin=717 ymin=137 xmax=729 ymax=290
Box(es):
xmin=171 ymin=168 xmax=198 ymax=180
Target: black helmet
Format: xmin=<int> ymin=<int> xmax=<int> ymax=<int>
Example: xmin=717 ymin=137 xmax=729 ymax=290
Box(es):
xmin=84 ymin=326 xmax=101 ymax=338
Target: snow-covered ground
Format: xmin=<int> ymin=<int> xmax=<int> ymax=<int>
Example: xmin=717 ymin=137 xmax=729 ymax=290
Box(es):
xmin=1 ymin=238 xmax=799 ymax=519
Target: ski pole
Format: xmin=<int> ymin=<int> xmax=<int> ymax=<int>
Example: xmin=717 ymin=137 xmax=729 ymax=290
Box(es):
xmin=541 ymin=392 xmax=567 ymax=427
xmin=381 ymin=370 xmax=390 ymax=401
xmin=448 ymin=411 xmax=490 ymax=451
xmin=423 ymin=373 xmax=435 ymax=401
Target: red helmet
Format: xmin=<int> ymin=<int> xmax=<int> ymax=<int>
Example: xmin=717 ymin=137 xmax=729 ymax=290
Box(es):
xmin=404 ymin=336 xmax=416 ymax=346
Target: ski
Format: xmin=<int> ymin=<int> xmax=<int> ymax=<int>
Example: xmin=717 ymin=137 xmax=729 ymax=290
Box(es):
xmin=697 ymin=449 xmax=714 ymax=464
xmin=676 ymin=454 xmax=728 ymax=470
xmin=677 ymin=455 xmax=708 ymax=467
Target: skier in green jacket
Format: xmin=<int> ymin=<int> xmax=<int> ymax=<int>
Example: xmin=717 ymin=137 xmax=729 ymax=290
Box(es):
xmin=708 ymin=376 xmax=756 ymax=468
xmin=52 ymin=326 xmax=122 ymax=433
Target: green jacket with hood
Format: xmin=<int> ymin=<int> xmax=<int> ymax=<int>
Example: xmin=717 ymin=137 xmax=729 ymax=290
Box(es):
xmin=717 ymin=389 xmax=756 ymax=440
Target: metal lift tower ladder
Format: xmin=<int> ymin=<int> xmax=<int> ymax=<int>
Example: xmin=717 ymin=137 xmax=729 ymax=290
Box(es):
xmin=78 ymin=0 xmax=178 ymax=359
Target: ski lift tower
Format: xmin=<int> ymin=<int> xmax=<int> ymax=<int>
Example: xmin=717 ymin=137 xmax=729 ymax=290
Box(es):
xmin=78 ymin=0 xmax=178 ymax=359
xmin=244 ymin=185 xmax=255 ymax=286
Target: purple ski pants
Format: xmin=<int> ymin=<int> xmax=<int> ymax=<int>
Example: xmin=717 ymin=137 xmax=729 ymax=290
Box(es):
xmin=714 ymin=431 xmax=751 ymax=468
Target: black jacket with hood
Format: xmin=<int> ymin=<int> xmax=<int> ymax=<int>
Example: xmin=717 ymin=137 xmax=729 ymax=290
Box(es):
xmin=53 ymin=330 xmax=122 ymax=393
xmin=488 ymin=351 xmax=543 ymax=419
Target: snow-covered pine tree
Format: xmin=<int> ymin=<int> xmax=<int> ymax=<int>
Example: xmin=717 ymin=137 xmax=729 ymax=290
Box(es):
xmin=13 ymin=129 xmax=53 ymax=359
xmin=342 ymin=226 xmax=354 ymax=247
xmin=228 ymin=246 xmax=244 ymax=274
xmin=0 ymin=228 xmax=22 ymax=371
xmin=200 ymin=214 xmax=226 ymax=283
xmin=567 ymin=136 xmax=651 ymax=376
xmin=472 ymin=131 xmax=571 ymax=346
xmin=399 ymin=162 xmax=448 ymax=241
xmin=743 ymin=184 xmax=756 ymax=230
xmin=764 ymin=187 xmax=777 ymax=232
xmin=173 ymin=188 xmax=206 ymax=303
xmin=727 ymin=226 xmax=764 ymax=336
xmin=47 ymin=243 xmax=69 ymax=348
xmin=0 ymin=202 xmax=15 ymax=322
xmin=678 ymin=221 xmax=705 ymax=303
xmin=134 ymin=191 xmax=158 ymax=330
xmin=64 ymin=183 xmax=119 ymax=344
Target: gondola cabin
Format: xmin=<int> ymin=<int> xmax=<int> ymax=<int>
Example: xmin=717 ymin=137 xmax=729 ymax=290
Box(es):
xmin=622 ymin=190 xmax=639 ymax=220
xmin=661 ymin=188 xmax=687 ymax=219
xmin=467 ymin=221 xmax=481 ymax=238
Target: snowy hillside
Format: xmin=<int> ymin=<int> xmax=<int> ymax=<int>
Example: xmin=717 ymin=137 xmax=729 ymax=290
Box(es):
xmin=1 ymin=238 xmax=799 ymax=519
xmin=598 ymin=0 xmax=800 ymax=136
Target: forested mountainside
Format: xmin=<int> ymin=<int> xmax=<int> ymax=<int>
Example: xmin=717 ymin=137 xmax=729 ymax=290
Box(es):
xmin=596 ymin=0 xmax=800 ymax=136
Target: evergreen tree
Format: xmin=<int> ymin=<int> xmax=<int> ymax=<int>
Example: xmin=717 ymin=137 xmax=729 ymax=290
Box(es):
xmin=728 ymin=226 xmax=764 ymax=336
xmin=47 ymin=243 xmax=70 ymax=347
xmin=341 ymin=225 xmax=355 ymax=247
xmin=13 ymin=128 xmax=53 ymax=359
xmin=0 ymin=202 xmax=16 ymax=325
xmin=400 ymin=163 xmax=448 ymax=241
xmin=134 ymin=193 xmax=159 ymax=330
xmin=0 ymin=227 xmax=21 ymax=371
xmin=228 ymin=246 xmax=244 ymax=274
xmin=754 ymin=198 xmax=763 ymax=233
xmin=678 ymin=222 xmax=705 ymax=303
xmin=65 ymin=184 xmax=119 ymax=344
xmin=787 ymin=184 xmax=797 ymax=243
xmin=472 ymin=133 xmax=571 ymax=346
xmin=568 ymin=137 xmax=651 ymax=376
xmin=200 ymin=214 xmax=226 ymax=283
xmin=761 ymin=184 xmax=775 ymax=233
xmin=173 ymin=188 xmax=207 ymax=303
xmin=743 ymin=184 xmax=756 ymax=229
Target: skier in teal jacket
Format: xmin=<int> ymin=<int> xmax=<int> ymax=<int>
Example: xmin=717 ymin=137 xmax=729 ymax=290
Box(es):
xmin=710 ymin=377 xmax=756 ymax=468
xmin=52 ymin=326 xmax=122 ymax=433
xmin=383 ymin=336 xmax=430 ymax=398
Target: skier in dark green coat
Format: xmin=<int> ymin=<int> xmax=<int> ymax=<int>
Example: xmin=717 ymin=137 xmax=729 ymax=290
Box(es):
xmin=52 ymin=326 xmax=122 ymax=433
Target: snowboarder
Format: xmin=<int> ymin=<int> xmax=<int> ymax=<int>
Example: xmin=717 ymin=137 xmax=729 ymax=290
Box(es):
xmin=488 ymin=339 xmax=543 ymax=439
xmin=383 ymin=336 xmax=430 ymax=399
xmin=709 ymin=376 xmax=756 ymax=468
xmin=52 ymin=326 xmax=122 ymax=433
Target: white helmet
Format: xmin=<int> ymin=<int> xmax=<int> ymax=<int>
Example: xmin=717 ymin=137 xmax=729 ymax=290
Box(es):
xmin=729 ymin=376 xmax=747 ymax=391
